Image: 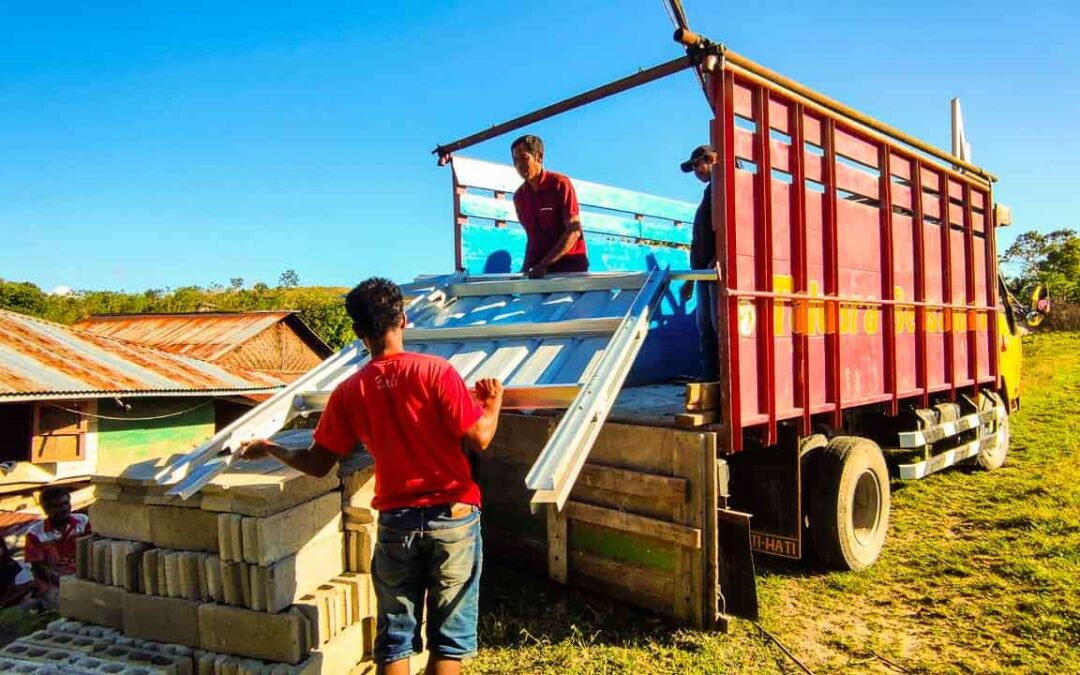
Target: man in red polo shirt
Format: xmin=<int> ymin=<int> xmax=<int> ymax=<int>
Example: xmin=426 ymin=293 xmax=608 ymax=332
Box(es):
xmin=511 ymin=134 xmax=589 ymax=278
xmin=24 ymin=486 xmax=91 ymax=606
xmin=241 ymin=277 xmax=503 ymax=675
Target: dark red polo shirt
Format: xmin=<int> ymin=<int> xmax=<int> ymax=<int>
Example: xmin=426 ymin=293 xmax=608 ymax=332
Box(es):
xmin=313 ymin=351 xmax=484 ymax=511
xmin=513 ymin=170 xmax=589 ymax=273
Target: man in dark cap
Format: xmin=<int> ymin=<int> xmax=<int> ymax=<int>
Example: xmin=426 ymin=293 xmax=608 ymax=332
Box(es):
xmin=679 ymin=145 xmax=720 ymax=381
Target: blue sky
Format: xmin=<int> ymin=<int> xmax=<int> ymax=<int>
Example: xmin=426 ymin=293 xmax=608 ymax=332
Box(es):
xmin=1 ymin=1 xmax=1077 ymax=293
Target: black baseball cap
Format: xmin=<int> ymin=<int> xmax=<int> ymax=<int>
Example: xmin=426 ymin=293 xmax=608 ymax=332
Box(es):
xmin=680 ymin=144 xmax=716 ymax=173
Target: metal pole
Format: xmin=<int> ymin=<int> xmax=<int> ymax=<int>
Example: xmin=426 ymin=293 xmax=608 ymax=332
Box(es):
xmin=432 ymin=56 xmax=695 ymax=164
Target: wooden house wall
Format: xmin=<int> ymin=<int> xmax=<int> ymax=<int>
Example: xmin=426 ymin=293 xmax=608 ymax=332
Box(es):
xmin=221 ymin=322 xmax=326 ymax=381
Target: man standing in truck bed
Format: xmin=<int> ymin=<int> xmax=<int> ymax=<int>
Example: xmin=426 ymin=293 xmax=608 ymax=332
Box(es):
xmin=241 ymin=277 xmax=504 ymax=675
xmin=679 ymin=144 xmax=720 ymax=382
xmin=511 ymin=134 xmax=589 ymax=278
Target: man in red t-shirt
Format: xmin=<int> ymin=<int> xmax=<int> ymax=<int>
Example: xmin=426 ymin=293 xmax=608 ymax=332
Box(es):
xmin=24 ymin=486 xmax=91 ymax=606
xmin=511 ymin=134 xmax=589 ymax=279
xmin=241 ymin=277 xmax=503 ymax=675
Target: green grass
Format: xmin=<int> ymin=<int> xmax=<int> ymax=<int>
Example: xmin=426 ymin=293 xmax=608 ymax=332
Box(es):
xmin=467 ymin=332 xmax=1080 ymax=674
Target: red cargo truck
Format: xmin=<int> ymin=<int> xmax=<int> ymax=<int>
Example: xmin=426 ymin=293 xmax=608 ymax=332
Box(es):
xmin=434 ymin=29 xmax=1046 ymax=594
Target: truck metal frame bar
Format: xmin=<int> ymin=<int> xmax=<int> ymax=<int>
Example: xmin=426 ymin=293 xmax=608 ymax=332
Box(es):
xmin=433 ymin=57 xmax=694 ymax=162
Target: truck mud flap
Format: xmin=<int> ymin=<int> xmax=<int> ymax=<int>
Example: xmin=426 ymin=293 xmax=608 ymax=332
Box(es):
xmin=716 ymin=508 xmax=758 ymax=621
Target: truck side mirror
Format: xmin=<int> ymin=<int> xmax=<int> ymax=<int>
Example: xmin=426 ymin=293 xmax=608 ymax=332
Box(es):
xmin=1024 ymin=284 xmax=1050 ymax=328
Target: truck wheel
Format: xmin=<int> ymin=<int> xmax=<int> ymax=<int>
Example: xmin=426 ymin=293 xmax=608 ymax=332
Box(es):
xmin=809 ymin=436 xmax=890 ymax=571
xmin=976 ymin=394 xmax=1010 ymax=470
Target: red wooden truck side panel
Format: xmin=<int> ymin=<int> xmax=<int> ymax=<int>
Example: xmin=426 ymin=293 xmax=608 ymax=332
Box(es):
xmin=710 ymin=69 xmax=998 ymax=451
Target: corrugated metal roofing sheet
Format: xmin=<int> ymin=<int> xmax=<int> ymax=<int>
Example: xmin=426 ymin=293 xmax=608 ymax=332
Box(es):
xmin=153 ymin=271 xmax=669 ymax=508
xmin=71 ymin=311 xmax=298 ymax=362
xmin=0 ymin=309 xmax=284 ymax=401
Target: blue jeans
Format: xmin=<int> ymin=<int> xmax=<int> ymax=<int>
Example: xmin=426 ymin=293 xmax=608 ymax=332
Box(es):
xmin=696 ymin=280 xmax=720 ymax=381
xmin=373 ymin=504 xmax=483 ymax=664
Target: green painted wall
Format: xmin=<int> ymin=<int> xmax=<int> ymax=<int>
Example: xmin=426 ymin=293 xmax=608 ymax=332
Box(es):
xmin=96 ymin=398 xmax=215 ymax=475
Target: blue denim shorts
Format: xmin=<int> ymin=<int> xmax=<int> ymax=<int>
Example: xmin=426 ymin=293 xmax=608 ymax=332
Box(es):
xmin=373 ymin=503 xmax=483 ymax=664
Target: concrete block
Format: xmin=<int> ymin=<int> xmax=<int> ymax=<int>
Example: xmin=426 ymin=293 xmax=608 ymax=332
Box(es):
xmin=335 ymin=573 xmax=374 ymax=620
xmin=323 ymin=581 xmax=354 ymax=628
xmin=238 ymin=561 xmax=252 ymax=608
xmin=263 ymin=532 xmax=344 ymax=614
xmin=157 ymin=551 xmax=168 ymax=597
xmin=144 ymin=493 xmax=203 ymax=509
xmin=294 ymin=593 xmax=326 ymax=648
xmin=179 ymin=553 xmax=201 ymax=601
xmin=295 ymin=581 xmax=354 ymax=648
xmin=92 ymin=539 xmax=113 ymax=585
xmin=331 ymin=584 xmax=349 ymax=633
xmin=89 ymin=500 xmax=152 ymax=543
xmin=204 ymin=556 xmax=221 ymax=603
xmin=164 ymin=552 xmax=182 ymax=598
xmin=293 ymin=620 xmax=366 ymax=675
xmin=59 ymin=577 xmax=125 ymax=630
xmin=0 ymin=655 xmax=63 ymax=673
xmin=220 ymin=560 xmax=245 ymax=607
xmin=122 ymin=593 xmax=201 ymax=649
xmin=361 ymin=618 xmax=375 ymax=660
xmin=76 ymin=536 xmax=94 ymax=579
xmin=148 ymin=506 xmax=219 ymax=552
xmin=241 ymin=493 xmax=342 ymax=567
xmin=196 ymin=554 xmax=209 ymax=601
xmin=110 ymin=541 xmax=128 ymax=588
xmin=344 ymin=524 xmax=375 ymax=574
xmin=123 ymin=542 xmax=149 ymax=593
xmin=236 ymin=659 xmax=263 ymax=675
xmin=214 ymin=654 xmax=239 ymax=675
xmin=0 ymin=641 xmax=75 ymax=667
xmin=342 ymin=505 xmax=375 ymax=526
xmin=199 ymin=462 xmax=341 ymax=518
xmin=198 ymin=604 xmax=310 ymax=664
xmin=323 ymin=589 xmax=338 ymax=640
xmin=340 ymin=455 xmax=374 ymax=502
xmin=248 ymin=566 xmax=266 ymax=612
xmin=195 ymin=652 xmax=215 ymax=675
xmin=216 ymin=514 xmax=234 ymax=561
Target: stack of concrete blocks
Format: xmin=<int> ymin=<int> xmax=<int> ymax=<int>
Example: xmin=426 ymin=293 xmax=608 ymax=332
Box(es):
xmin=50 ymin=453 xmax=387 ymax=675
xmin=341 ymin=455 xmax=377 ymax=578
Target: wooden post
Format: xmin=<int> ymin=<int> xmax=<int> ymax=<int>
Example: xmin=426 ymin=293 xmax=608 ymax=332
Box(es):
xmin=546 ymin=504 xmax=568 ymax=584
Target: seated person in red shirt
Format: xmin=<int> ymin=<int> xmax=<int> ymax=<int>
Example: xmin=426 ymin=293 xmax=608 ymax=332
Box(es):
xmin=511 ymin=134 xmax=589 ymax=278
xmin=25 ymin=486 xmax=91 ymax=606
xmin=241 ymin=277 xmax=504 ymax=675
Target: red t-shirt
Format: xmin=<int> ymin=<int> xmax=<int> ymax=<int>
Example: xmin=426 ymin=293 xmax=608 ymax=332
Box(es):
xmin=25 ymin=513 xmax=91 ymax=593
xmin=513 ymin=170 xmax=589 ymax=273
xmin=313 ymin=352 xmax=484 ymax=511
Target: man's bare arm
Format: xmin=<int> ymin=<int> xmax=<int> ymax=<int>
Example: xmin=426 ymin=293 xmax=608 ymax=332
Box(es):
xmin=463 ymin=378 xmax=504 ymax=451
xmin=239 ymin=440 xmax=340 ymax=477
xmin=528 ymin=218 xmax=583 ymax=277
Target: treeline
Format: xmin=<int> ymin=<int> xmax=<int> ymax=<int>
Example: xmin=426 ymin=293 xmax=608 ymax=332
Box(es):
xmin=0 ymin=278 xmax=354 ymax=350
xmin=1002 ymin=228 xmax=1080 ymax=331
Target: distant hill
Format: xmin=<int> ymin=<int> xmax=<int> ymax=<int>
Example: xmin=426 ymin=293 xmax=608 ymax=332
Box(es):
xmin=0 ymin=279 xmax=354 ymax=350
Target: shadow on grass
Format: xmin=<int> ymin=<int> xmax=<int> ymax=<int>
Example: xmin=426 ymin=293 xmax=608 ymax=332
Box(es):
xmin=0 ymin=607 xmax=57 ymax=647
xmin=477 ymin=564 xmax=699 ymax=652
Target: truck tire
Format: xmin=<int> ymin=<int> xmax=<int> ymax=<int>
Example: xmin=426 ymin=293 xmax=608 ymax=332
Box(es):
xmin=976 ymin=394 xmax=1010 ymax=470
xmin=809 ymin=436 xmax=890 ymax=571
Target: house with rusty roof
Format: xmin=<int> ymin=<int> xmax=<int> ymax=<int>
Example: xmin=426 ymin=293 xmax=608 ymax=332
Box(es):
xmin=73 ymin=310 xmax=333 ymax=383
xmin=0 ymin=309 xmax=289 ymax=509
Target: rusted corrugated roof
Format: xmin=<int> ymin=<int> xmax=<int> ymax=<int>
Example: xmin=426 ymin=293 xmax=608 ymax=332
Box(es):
xmin=0 ymin=309 xmax=284 ymax=401
xmin=71 ymin=311 xmax=316 ymax=362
